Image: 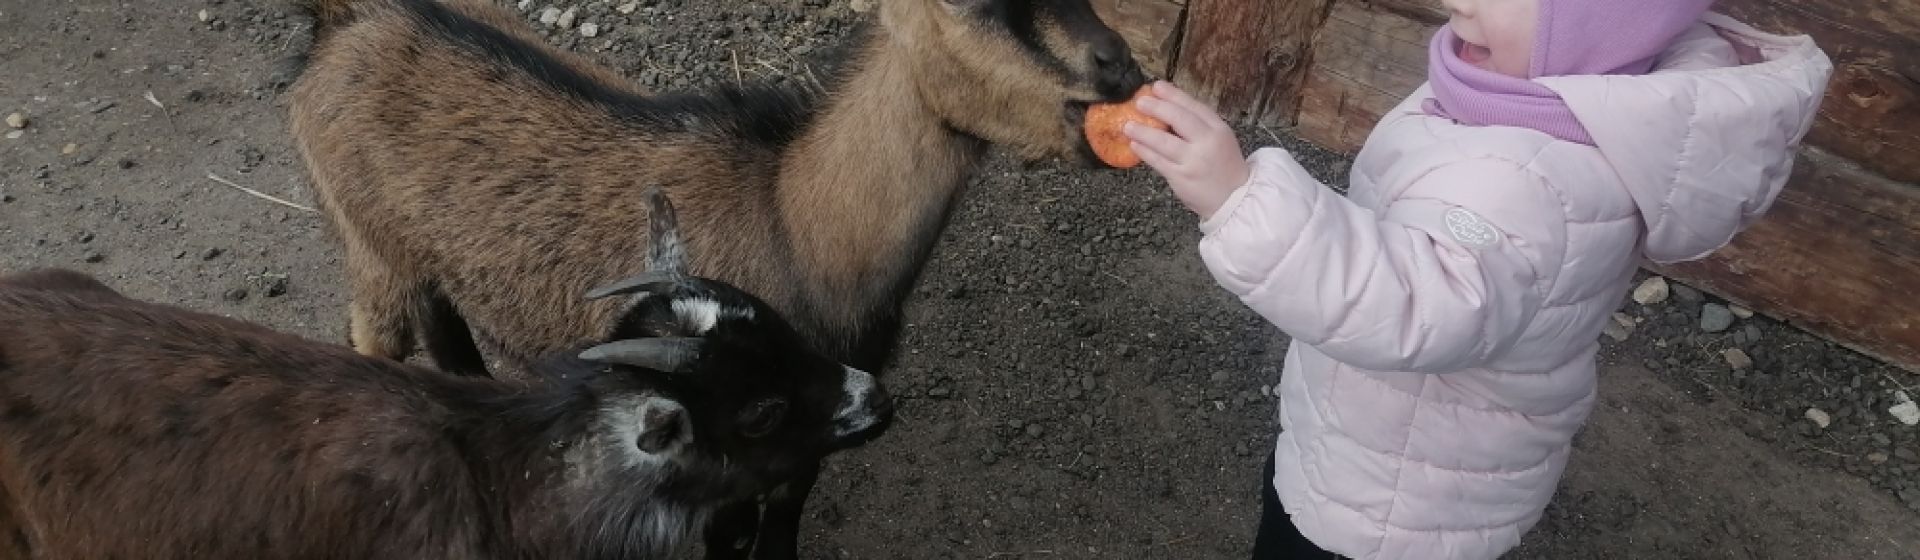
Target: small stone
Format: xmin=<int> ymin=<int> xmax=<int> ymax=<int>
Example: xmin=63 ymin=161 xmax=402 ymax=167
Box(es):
xmin=1209 ymin=371 xmax=1231 ymax=385
xmin=81 ymin=252 xmax=105 ymax=264
xmin=1730 ymin=305 xmax=1755 ymax=319
xmin=1868 ymin=452 xmax=1889 ymax=464
xmin=556 ymin=7 xmax=578 ymax=29
xmin=117 ymin=159 xmax=137 ymax=169
xmin=1890 ymin=391 xmax=1920 ymax=427
xmin=1700 ymin=304 xmax=1735 ymax=333
xmin=5 ymin=130 xmax=22 ymax=140
xmin=1025 ymin=424 xmax=1044 ymax=438
xmin=1673 ymin=284 xmax=1704 ymax=304
xmin=538 ymin=7 xmax=562 ymax=25
xmin=223 ymin=287 xmax=249 ymax=302
xmin=1898 ymin=447 xmax=1918 ymax=462
xmin=849 ymin=0 xmax=876 ymax=12
xmin=927 ymin=386 xmax=952 ymax=398
xmin=4 ymin=112 xmax=25 ymax=129
xmin=61 ymin=143 xmax=79 ymax=155
xmin=516 ymin=0 xmax=532 ymax=10
xmin=202 ymin=247 xmax=224 ymax=260
xmin=1632 ymin=276 xmax=1670 ymax=305
xmin=1804 ymin=408 xmax=1832 ymax=429
xmin=1721 ymin=349 xmax=1753 ymax=370
xmin=1602 ymin=321 xmax=1632 ymax=342
xmin=198 ymin=9 xmax=212 ymax=22
xmin=262 ymin=276 xmax=289 ymax=297
xmin=617 ymin=1 xmax=639 ymax=14
xmin=174 ymin=250 xmax=188 ymax=259
xmin=578 ymin=22 xmax=599 ymax=37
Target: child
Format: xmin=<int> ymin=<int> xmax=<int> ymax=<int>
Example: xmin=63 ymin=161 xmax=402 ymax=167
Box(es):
xmin=1122 ymin=0 xmax=1832 ymax=558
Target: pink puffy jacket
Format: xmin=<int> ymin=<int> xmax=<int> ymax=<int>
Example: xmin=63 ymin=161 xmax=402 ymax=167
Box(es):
xmin=1198 ymin=15 xmax=1831 ymax=559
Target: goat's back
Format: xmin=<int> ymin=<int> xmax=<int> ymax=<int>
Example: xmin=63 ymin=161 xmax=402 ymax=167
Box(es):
xmin=0 ymin=282 xmax=496 ymax=559
xmin=290 ymin=0 xmax=808 ymax=367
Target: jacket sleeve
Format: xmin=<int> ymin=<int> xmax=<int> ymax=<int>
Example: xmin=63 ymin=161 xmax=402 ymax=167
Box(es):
xmin=1197 ymin=148 xmax=1564 ymax=373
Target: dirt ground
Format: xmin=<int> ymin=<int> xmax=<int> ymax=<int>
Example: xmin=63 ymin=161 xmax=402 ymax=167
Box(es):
xmin=3 ymin=1 xmax=1919 ymax=558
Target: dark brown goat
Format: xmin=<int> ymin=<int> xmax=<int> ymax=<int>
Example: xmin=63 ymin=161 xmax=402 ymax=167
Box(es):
xmin=0 ymin=193 xmax=891 ymax=560
xmin=288 ymin=0 xmax=1144 ymax=557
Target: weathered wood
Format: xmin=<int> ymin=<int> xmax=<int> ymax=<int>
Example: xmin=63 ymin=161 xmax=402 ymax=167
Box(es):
xmin=1650 ymin=148 xmax=1920 ymax=372
xmin=1090 ymin=0 xmax=1187 ymax=77
xmin=1714 ymin=0 xmax=1920 ymax=184
xmin=1293 ymin=1 xmax=1432 ymax=153
xmin=1173 ymin=0 xmax=1335 ymax=125
xmin=1362 ymin=0 xmax=1447 ymax=25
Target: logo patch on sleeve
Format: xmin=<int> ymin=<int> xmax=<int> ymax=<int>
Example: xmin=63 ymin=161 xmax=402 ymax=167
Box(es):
xmin=1444 ymin=207 xmax=1499 ymax=246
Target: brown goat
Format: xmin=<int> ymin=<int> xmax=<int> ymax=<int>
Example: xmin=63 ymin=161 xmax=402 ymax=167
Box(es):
xmin=0 ymin=191 xmax=892 ymax=560
xmin=288 ymin=0 xmax=1145 ymax=557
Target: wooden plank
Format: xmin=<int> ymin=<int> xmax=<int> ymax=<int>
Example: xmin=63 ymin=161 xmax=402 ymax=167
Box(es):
xmin=1293 ymin=1 xmax=1433 ymax=153
xmin=1650 ymin=148 xmax=1920 ymax=372
xmin=1090 ymin=0 xmax=1186 ymax=78
xmin=1173 ymin=0 xmax=1336 ymax=125
xmin=1714 ymin=0 xmax=1920 ymax=184
xmin=1362 ymin=0 xmax=1447 ymax=24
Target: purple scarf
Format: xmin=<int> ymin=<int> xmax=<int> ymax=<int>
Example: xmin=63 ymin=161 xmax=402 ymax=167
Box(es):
xmin=1422 ymin=0 xmax=1717 ymax=146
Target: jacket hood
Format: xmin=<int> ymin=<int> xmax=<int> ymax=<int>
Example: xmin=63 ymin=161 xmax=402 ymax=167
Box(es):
xmin=1537 ymin=13 xmax=1833 ymax=263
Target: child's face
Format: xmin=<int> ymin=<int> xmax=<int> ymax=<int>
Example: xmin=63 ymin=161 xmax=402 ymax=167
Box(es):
xmin=1442 ymin=0 xmax=1538 ymax=77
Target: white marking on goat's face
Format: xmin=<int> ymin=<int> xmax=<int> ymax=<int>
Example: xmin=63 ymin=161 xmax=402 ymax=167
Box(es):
xmin=832 ymin=366 xmax=881 ymax=438
xmin=671 ymin=298 xmax=722 ymax=334
xmin=669 ymin=297 xmax=755 ymax=334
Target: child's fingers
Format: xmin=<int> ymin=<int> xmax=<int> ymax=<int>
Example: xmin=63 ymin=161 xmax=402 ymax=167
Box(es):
xmin=1123 ymin=123 xmax=1187 ymax=161
xmin=1150 ymin=82 xmax=1224 ymax=129
xmin=1131 ymin=140 xmax=1178 ymax=173
xmin=1134 ymin=97 xmax=1215 ymax=141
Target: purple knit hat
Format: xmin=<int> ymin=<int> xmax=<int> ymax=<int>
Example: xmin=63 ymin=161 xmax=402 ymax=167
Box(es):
xmin=1424 ymin=0 xmax=1716 ymax=145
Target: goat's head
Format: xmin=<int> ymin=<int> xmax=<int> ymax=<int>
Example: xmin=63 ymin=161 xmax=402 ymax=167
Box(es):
xmin=570 ymin=188 xmax=893 ymax=496
xmin=885 ymin=0 xmax=1149 ymax=167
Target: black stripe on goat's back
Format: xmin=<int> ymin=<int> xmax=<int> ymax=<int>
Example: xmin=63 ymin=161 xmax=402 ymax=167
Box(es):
xmin=393 ymin=0 xmax=821 ymax=150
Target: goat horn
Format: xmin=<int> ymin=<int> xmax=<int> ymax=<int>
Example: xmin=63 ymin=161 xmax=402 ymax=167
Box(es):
xmin=583 ymin=271 xmax=682 ymax=300
xmin=578 ymin=337 xmax=705 ymax=373
xmin=643 ymin=186 xmax=689 ymax=275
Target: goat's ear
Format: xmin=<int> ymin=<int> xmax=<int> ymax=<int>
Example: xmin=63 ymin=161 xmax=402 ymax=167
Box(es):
xmin=579 ymin=337 xmax=705 ymax=373
xmin=643 ymin=186 xmax=689 ymax=276
xmin=633 ymin=397 xmax=691 ymax=455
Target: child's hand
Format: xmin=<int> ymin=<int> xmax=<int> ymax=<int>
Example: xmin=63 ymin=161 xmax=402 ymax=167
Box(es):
xmin=1123 ymin=81 xmax=1251 ymax=221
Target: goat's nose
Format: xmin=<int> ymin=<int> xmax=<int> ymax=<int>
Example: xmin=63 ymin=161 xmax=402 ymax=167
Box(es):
xmin=1091 ymin=37 xmax=1146 ymax=99
xmin=1093 ymin=37 xmax=1128 ymax=71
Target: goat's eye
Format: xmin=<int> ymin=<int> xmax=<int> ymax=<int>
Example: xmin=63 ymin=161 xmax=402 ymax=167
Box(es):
xmin=737 ymin=399 xmax=788 ymax=438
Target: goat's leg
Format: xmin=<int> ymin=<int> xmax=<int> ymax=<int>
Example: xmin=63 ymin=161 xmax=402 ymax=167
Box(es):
xmin=703 ymin=499 xmax=761 ymax=560
xmin=751 ymin=462 xmax=821 ymax=560
xmin=341 ymin=230 xmax=417 ymax=361
xmin=415 ymin=290 xmax=492 ymax=377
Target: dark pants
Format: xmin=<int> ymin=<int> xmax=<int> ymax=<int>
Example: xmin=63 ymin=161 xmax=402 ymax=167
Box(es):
xmin=1252 ymin=452 xmax=1341 ymax=559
